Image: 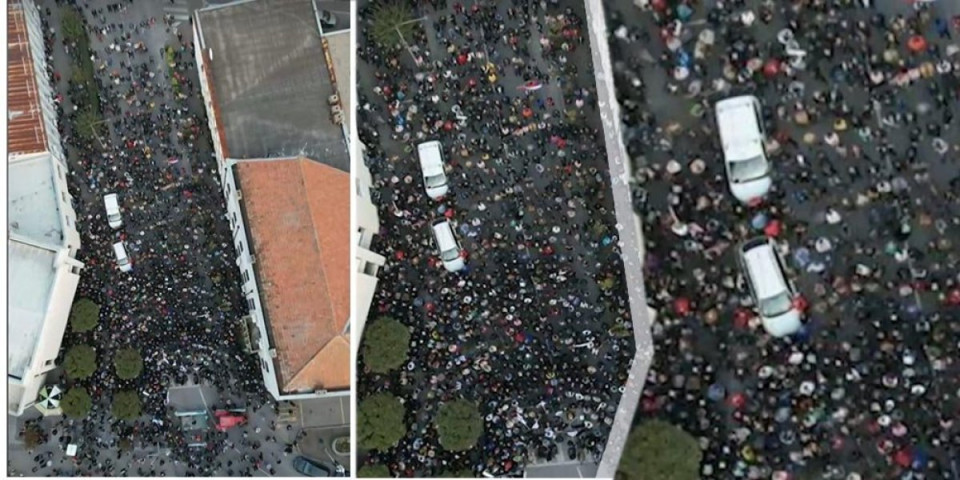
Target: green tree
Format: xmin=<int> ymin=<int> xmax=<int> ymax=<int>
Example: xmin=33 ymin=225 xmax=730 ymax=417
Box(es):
xmin=617 ymin=421 xmax=702 ymax=480
xmin=74 ymin=109 xmax=103 ymax=143
xmin=112 ymin=391 xmax=142 ymax=421
xmin=114 ymin=348 xmax=143 ymax=380
xmin=362 ymin=317 xmax=411 ymax=373
xmin=64 ymin=345 xmax=97 ymax=379
xmin=368 ymin=2 xmax=416 ymax=50
xmin=61 ymin=388 xmax=92 ymax=419
xmin=60 ymin=7 xmax=86 ymax=44
xmin=358 ymin=393 xmax=406 ymax=451
xmin=357 ymin=464 xmax=390 ymax=478
xmin=69 ymin=298 xmax=100 ymax=332
xmin=435 ymin=400 xmax=483 ymax=452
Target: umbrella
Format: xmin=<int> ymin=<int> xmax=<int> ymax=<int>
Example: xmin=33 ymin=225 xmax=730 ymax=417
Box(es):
xmin=35 ymin=384 xmax=63 ymax=415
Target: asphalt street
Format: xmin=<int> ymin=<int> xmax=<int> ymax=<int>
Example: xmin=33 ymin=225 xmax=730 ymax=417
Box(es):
xmin=607 ymin=0 xmax=960 ymax=478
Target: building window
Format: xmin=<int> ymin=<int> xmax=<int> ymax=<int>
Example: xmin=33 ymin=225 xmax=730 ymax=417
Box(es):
xmin=44 ymin=359 xmax=54 ymax=366
xmin=247 ymin=297 xmax=256 ymax=311
xmin=243 ymin=270 xmax=250 ymax=283
xmin=238 ymin=241 xmax=244 ymax=253
xmin=260 ymin=358 xmax=270 ymax=372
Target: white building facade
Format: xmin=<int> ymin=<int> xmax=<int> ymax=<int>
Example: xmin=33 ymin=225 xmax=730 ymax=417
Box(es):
xmin=7 ymin=0 xmax=84 ymax=416
xmin=354 ymin=144 xmax=385 ymax=341
xmin=218 ymin=159 xmax=282 ymax=398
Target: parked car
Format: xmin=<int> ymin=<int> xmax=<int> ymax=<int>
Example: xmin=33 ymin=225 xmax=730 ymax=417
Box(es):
xmin=738 ymin=237 xmax=802 ymax=337
xmin=293 ymin=456 xmax=333 ymax=477
xmin=417 ymin=140 xmax=449 ymax=200
xmin=431 ymin=218 xmax=465 ymax=272
xmin=715 ymin=95 xmax=772 ymax=204
xmin=103 ymin=193 xmax=123 ymax=229
xmin=113 ymin=241 xmax=133 ymax=273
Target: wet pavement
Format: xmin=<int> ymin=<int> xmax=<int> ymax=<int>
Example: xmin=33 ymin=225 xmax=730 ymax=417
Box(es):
xmin=607 ymin=0 xmax=960 ymax=478
xmin=356 ymin=0 xmax=633 ymax=476
xmin=7 ymin=0 xmax=307 ymax=476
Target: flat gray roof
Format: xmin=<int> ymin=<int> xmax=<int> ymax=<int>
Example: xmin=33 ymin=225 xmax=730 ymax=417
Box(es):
xmin=7 ymin=240 xmax=57 ymax=379
xmin=8 ymin=153 xmax=63 ymax=245
xmin=197 ymin=0 xmax=349 ymax=171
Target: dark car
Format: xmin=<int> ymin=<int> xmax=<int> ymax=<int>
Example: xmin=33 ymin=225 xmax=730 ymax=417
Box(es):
xmin=293 ymin=456 xmax=333 ymax=477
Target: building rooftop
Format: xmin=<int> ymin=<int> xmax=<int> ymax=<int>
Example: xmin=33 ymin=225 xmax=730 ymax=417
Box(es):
xmin=7 ymin=1 xmax=48 ymax=157
xmin=325 ymin=31 xmax=351 ymax=130
xmin=234 ymin=157 xmax=350 ymax=392
xmin=7 ymin=240 xmax=57 ymax=379
xmin=9 ymin=154 xmax=64 ymax=246
xmin=197 ymin=0 xmax=349 ymax=171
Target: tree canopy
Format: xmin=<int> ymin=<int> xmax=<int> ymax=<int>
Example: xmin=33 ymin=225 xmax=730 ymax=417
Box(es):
xmin=368 ymin=2 xmax=416 ymax=50
xmin=357 ymin=464 xmax=390 ymax=478
xmin=64 ymin=345 xmax=97 ymax=379
xmin=61 ymin=388 xmax=92 ymax=419
xmin=362 ymin=317 xmax=411 ymax=373
xmin=617 ymin=421 xmax=702 ymax=480
xmin=69 ymin=298 xmax=100 ymax=332
xmin=112 ymin=391 xmax=142 ymax=421
xmin=60 ymin=7 xmax=86 ymax=44
xmin=114 ymin=348 xmax=143 ymax=380
xmin=435 ymin=400 xmax=483 ymax=452
xmin=358 ymin=393 xmax=406 ymax=451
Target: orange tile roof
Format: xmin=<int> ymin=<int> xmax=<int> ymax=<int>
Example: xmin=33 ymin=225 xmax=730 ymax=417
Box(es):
xmin=7 ymin=2 xmax=48 ymax=157
xmin=235 ymin=157 xmax=350 ymax=392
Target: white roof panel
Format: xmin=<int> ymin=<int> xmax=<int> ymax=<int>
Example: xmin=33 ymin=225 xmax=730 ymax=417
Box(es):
xmin=8 ymin=153 xmax=64 ymax=245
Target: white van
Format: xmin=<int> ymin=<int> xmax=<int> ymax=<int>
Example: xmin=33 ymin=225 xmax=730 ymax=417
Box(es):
xmin=738 ymin=237 xmax=802 ymax=337
xmin=104 ymin=193 xmax=123 ymax=229
xmin=113 ymin=242 xmax=133 ymax=273
xmin=715 ymin=95 xmax=772 ymax=203
xmin=431 ymin=219 xmax=465 ymax=272
xmin=417 ymin=141 xmax=449 ymax=200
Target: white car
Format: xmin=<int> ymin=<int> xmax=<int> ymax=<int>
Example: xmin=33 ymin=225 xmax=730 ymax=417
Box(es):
xmin=417 ymin=141 xmax=449 ymax=200
xmin=431 ymin=219 xmax=465 ymax=272
xmin=113 ymin=241 xmax=133 ymax=273
xmin=103 ymin=193 xmax=123 ymax=229
xmin=715 ymin=95 xmax=772 ymax=203
xmin=738 ymin=237 xmax=802 ymax=337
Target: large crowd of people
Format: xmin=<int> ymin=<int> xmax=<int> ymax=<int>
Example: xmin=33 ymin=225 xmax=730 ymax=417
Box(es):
xmin=609 ymin=0 xmax=960 ymax=478
xmin=11 ymin=0 xmax=274 ymax=475
xmin=357 ymin=0 xmax=634 ymax=476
